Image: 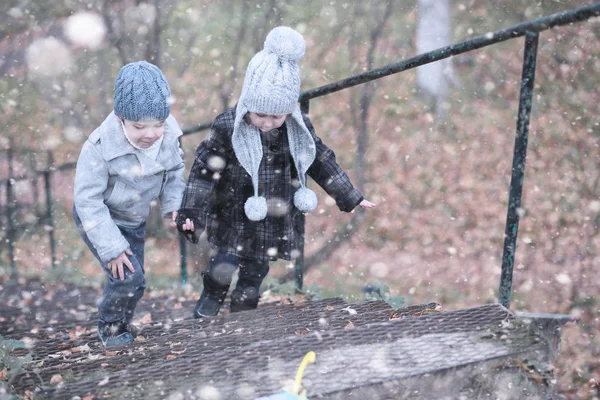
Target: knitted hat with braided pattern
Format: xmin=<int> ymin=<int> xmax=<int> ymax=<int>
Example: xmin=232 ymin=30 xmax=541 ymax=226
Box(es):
xmin=113 ymin=61 xmax=171 ymax=122
xmin=233 ymin=27 xmax=317 ymax=221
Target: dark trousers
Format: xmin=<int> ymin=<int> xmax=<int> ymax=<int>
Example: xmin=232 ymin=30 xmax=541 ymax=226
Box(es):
xmin=73 ymin=206 xmax=147 ymax=323
xmin=203 ymin=251 xmax=270 ymax=311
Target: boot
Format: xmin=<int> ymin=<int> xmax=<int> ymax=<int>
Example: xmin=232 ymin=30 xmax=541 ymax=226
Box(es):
xmin=194 ymin=273 xmax=229 ymax=318
xmin=229 ymin=261 xmax=268 ymax=313
xmin=98 ymin=319 xmax=134 ymax=348
xmin=230 ymin=282 xmax=261 ymax=313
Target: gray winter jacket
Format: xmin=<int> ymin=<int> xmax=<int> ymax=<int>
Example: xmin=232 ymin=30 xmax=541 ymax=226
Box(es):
xmin=74 ymin=112 xmax=185 ymax=262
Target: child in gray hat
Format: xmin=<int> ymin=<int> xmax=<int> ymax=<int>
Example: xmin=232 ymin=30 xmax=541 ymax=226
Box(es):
xmin=176 ymin=27 xmax=375 ymax=318
xmin=73 ymin=61 xmax=186 ymax=347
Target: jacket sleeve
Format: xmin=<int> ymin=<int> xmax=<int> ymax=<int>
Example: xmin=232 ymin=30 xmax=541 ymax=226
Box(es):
xmin=73 ymin=141 xmax=130 ymax=263
xmin=159 ymin=116 xmax=187 ymax=216
xmin=176 ymin=117 xmax=230 ymax=243
xmin=303 ymin=115 xmax=363 ymax=212
xmin=159 ymin=144 xmax=186 ymax=217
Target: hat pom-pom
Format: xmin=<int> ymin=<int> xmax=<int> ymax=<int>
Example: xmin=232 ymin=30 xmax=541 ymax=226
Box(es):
xmin=264 ymin=26 xmax=305 ymax=63
xmin=245 ymin=196 xmax=268 ymax=221
xmin=294 ymin=187 xmax=317 ymax=213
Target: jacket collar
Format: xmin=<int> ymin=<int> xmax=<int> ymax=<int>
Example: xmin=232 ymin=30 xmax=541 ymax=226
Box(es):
xmin=91 ymin=112 xmax=183 ymax=175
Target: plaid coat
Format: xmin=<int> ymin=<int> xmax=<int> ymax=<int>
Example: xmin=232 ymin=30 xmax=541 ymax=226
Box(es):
xmin=176 ymin=106 xmax=363 ymax=262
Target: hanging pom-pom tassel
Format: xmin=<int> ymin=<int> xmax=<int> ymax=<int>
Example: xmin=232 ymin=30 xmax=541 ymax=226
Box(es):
xmin=294 ymin=187 xmax=318 ymax=213
xmin=244 ymin=196 xmax=268 ymax=221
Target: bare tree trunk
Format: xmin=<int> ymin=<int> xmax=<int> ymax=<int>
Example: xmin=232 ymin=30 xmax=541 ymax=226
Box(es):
xmin=253 ymin=0 xmax=278 ymax=54
xmin=145 ymin=0 xmax=161 ymax=66
xmin=279 ymin=0 xmax=394 ymax=283
xmin=101 ymin=0 xmax=129 ymax=65
xmin=416 ymin=0 xmax=452 ymax=118
xmin=219 ymin=1 xmax=249 ymax=110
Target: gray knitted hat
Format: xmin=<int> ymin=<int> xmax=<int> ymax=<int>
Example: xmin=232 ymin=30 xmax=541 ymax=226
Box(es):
xmin=113 ymin=61 xmax=171 ymax=122
xmin=233 ymin=26 xmax=317 ymax=221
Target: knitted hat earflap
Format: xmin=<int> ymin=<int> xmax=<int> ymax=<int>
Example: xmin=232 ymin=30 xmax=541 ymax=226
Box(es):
xmin=287 ymin=107 xmax=317 ymax=213
xmin=232 ymin=102 xmax=268 ymax=221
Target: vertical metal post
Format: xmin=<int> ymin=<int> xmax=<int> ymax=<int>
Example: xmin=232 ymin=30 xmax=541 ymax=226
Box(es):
xmin=30 ymin=155 xmax=40 ymax=216
xmin=499 ymin=31 xmax=539 ymax=308
xmin=295 ymin=213 xmax=305 ymax=292
xmin=44 ymin=151 xmax=57 ymax=268
xmin=6 ymin=145 xmax=16 ymax=277
xmin=300 ymin=98 xmax=310 ymax=115
xmin=295 ymin=98 xmax=310 ymax=292
xmin=179 ymin=234 xmax=187 ymax=284
xmin=177 ymin=135 xmax=188 ymax=285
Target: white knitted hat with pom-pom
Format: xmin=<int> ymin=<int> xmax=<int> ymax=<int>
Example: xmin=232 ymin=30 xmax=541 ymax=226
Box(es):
xmin=232 ymin=26 xmax=317 ymax=221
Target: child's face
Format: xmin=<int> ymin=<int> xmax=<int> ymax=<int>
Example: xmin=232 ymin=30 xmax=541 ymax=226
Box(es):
xmin=247 ymin=112 xmax=287 ymax=132
xmin=122 ymin=119 xmax=165 ymax=148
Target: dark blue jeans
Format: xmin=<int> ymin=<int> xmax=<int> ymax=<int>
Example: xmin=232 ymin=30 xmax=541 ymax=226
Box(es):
xmin=73 ymin=206 xmax=147 ymax=323
xmin=204 ymin=251 xmax=270 ymax=310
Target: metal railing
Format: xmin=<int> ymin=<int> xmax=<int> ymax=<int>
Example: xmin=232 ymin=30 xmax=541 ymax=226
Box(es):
xmin=2 ymin=3 xmax=599 ymax=309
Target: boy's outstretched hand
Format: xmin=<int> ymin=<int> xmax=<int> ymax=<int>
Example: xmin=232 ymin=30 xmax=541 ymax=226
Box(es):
xmin=359 ymin=199 xmax=376 ymax=209
xmin=107 ymin=249 xmax=134 ymax=281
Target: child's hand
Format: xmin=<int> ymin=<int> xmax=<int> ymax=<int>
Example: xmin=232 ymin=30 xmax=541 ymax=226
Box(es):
xmin=107 ymin=249 xmax=134 ymax=280
xmin=181 ymin=218 xmax=195 ymax=232
xmin=359 ymin=199 xmax=376 ymax=209
xmin=169 ymin=211 xmax=178 ymax=228
xmin=175 ymin=213 xmax=199 ymax=244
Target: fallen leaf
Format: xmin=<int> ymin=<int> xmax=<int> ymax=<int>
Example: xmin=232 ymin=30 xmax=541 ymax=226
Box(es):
xmin=341 ymin=306 xmax=357 ymax=315
xmin=345 ymin=321 xmax=355 ymax=329
xmin=389 ymin=310 xmax=404 ymax=320
xmin=105 ymin=351 xmax=117 ymax=357
xmin=135 ymin=335 xmax=147 ymax=342
xmin=173 ymin=303 xmax=183 ymax=309
xmin=100 ymin=363 xmax=109 ymax=367
xmin=23 ymin=390 xmax=34 ymax=400
xmin=79 ymin=344 xmax=91 ymax=352
xmin=50 ymin=374 xmax=63 ymax=385
xmin=83 ymin=396 xmax=95 ymax=400
xmin=0 ymin=368 xmax=7 ymax=380
xmin=325 ymin=306 xmax=335 ymax=311
xmin=139 ymin=313 xmax=152 ymax=325
xmin=166 ymin=355 xmax=177 ymax=360
xmin=295 ymin=329 xmax=310 ymax=335
xmin=98 ymin=377 xmax=110 ymax=386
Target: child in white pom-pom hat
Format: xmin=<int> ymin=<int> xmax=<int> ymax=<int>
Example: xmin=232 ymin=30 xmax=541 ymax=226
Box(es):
xmin=176 ymin=26 xmax=375 ymax=318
